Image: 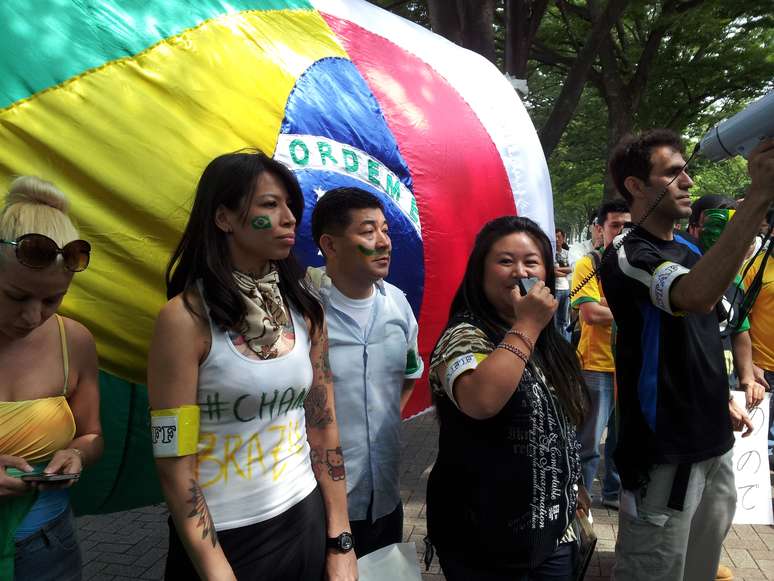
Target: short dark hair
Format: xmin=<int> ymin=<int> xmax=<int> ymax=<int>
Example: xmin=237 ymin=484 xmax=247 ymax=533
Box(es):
xmin=597 ymin=199 xmax=630 ymax=227
xmin=588 ymin=207 xmax=599 ymax=227
xmin=609 ymin=129 xmax=684 ymax=203
xmin=311 ymin=187 xmax=385 ymax=252
xmin=688 ymin=194 xmax=736 ymax=226
xmin=555 ymin=228 xmax=566 ymax=236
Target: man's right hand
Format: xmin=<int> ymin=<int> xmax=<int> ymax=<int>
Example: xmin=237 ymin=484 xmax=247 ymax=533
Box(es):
xmin=0 ymin=455 xmax=33 ymax=497
xmin=746 ymin=138 xmax=774 ymax=202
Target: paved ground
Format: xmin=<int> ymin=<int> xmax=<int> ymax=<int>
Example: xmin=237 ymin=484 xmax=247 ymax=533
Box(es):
xmin=75 ymin=412 xmax=774 ymax=580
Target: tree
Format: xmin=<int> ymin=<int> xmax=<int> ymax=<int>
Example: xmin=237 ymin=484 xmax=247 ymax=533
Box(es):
xmin=427 ymin=0 xmax=498 ymax=63
xmin=532 ymin=0 xmax=773 ymax=197
xmin=535 ymin=0 xmax=629 ymax=157
xmin=689 ymin=155 xmax=750 ymax=199
xmin=505 ymin=0 xmax=550 ymax=79
xmin=370 ymin=0 xmax=773 ymax=210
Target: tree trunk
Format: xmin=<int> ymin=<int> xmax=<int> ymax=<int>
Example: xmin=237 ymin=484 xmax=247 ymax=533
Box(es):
xmin=427 ymin=0 xmax=462 ymax=44
xmin=506 ymin=0 xmax=550 ymax=78
xmin=428 ymin=0 xmax=497 ymax=64
xmin=602 ymin=96 xmax=634 ymax=199
xmin=460 ymin=0 xmax=497 ymax=64
xmin=538 ymin=0 xmax=629 ymax=158
xmin=593 ymin=0 xmax=677 ymax=199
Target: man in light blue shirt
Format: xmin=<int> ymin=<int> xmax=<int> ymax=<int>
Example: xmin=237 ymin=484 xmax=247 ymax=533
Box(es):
xmin=309 ymin=187 xmax=423 ymax=557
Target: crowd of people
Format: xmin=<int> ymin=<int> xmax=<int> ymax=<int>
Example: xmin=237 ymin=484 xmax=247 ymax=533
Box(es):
xmin=0 ymin=131 xmax=771 ymax=581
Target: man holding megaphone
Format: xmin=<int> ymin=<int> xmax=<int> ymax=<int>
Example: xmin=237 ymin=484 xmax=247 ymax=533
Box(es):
xmin=600 ymin=128 xmax=774 ymax=581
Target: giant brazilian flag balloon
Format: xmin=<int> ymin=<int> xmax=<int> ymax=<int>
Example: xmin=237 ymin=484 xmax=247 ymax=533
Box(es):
xmin=0 ymin=0 xmax=554 ymax=513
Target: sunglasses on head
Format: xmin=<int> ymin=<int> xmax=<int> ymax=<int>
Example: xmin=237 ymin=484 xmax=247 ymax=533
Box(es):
xmin=0 ymin=233 xmax=91 ymax=272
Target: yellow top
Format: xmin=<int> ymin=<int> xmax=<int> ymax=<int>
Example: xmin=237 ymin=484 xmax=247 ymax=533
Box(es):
xmin=571 ymin=255 xmax=614 ymax=372
xmin=743 ymin=253 xmax=774 ymax=371
xmin=0 ymin=315 xmax=76 ymax=462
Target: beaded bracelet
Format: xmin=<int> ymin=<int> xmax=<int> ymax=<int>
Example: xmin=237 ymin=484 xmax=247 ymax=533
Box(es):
xmin=496 ymin=341 xmax=529 ymax=365
xmin=505 ymin=329 xmax=534 ymax=354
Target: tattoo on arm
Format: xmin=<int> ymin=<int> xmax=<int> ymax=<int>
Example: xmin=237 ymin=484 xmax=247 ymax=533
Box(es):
xmin=313 ymin=333 xmax=334 ymax=383
xmin=186 ymin=479 xmax=218 ymax=548
xmin=310 ymin=446 xmax=346 ymax=481
xmin=304 ymin=384 xmax=333 ymax=428
xmin=305 ymin=333 xmax=334 ymax=428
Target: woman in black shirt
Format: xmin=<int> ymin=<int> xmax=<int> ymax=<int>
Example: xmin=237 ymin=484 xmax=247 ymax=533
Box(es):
xmin=427 ymin=216 xmax=589 ymax=580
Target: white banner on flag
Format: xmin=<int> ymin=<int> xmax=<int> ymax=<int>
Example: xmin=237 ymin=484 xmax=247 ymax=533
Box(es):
xmin=732 ymin=391 xmax=773 ymax=525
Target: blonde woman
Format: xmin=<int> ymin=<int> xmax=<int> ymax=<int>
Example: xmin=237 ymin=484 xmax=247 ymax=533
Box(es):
xmin=0 ymin=177 xmax=102 ymax=581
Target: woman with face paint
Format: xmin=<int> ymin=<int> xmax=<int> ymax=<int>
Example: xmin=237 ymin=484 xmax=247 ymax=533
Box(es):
xmin=148 ymin=151 xmax=357 ymax=581
xmin=0 ymin=177 xmax=102 ymax=581
xmin=425 ymin=216 xmax=590 ymax=580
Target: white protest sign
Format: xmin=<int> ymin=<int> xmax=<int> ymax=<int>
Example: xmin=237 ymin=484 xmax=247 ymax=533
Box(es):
xmin=732 ymin=391 xmax=773 ymax=525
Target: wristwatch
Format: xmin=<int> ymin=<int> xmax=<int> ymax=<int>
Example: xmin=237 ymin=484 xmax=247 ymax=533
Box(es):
xmin=326 ymin=531 xmax=354 ymax=552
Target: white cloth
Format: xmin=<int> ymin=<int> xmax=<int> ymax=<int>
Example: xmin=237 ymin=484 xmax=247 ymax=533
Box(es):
xmin=196 ymin=295 xmax=317 ymax=531
xmin=328 ymin=284 xmax=375 ymax=335
xmin=569 ymin=239 xmax=595 ymax=269
xmin=555 ymin=247 xmax=570 ymax=290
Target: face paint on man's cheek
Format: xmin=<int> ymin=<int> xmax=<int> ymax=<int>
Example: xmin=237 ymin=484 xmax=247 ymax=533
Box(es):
xmin=251 ymin=216 xmax=272 ymax=230
xmin=357 ymin=245 xmax=389 ymax=258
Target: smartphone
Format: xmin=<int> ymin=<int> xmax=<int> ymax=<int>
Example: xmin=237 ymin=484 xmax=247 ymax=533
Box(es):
xmin=20 ymin=473 xmax=79 ymax=483
xmin=517 ymin=277 xmax=540 ymax=296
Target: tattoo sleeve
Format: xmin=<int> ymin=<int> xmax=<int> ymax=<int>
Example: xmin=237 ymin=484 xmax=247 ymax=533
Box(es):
xmin=315 ymin=333 xmax=334 ymax=383
xmin=186 ymin=479 xmax=218 ymax=548
xmin=305 ymin=332 xmax=334 ymax=428
xmin=310 ymin=446 xmax=346 ymax=481
xmin=304 ymin=384 xmax=333 ymax=428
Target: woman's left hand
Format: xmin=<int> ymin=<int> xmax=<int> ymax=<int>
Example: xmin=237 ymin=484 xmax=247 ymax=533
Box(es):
xmin=37 ymin=449 xmax=83 ymax=490
xmin=325 ymin=550 xmax=358 ymax=581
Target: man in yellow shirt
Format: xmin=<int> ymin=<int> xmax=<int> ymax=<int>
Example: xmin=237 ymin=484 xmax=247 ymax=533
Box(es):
xmin=571 ymin=200 xmax=630 ymax=508
xmin=742 ymin=240 xmax=774 ymax=465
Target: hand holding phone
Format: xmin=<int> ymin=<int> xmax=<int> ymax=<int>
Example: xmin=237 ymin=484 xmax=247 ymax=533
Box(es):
xmin=511 ymin=277 xmax=557 ymax=335
xmin=517 ymin=277 xmax=540 ymax=296
xmin=20 ymin=473 xmax=79 ymax=483
xmin=1 ymin=455 xmax=36 ymax=497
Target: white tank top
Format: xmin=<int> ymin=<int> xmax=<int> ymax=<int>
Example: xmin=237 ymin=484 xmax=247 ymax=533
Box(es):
xmin=196 ymin=297 xmax=317 ymax=531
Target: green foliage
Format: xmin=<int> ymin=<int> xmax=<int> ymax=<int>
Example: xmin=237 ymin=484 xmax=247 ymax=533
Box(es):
xmin=368 ymin=0 xmax=771 ymax=223
xmin=636 ymin=2 xmax=774 ymax=135
xmin=528 ymin=0 xmax=772 ymax=214
xmin=544 ymin=87 xmax=610 ymax=236
xmin=689 ymin=154 xmax=750 ymax=200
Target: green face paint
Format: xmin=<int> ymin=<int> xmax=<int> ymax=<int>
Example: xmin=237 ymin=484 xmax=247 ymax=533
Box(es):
xmin=357 ymin=244 xmax=389 ymax=257
xmin=699 ymin=208 xmax=734 ymax=250
xmin=251 ymin=216 xmax=272 ymax=230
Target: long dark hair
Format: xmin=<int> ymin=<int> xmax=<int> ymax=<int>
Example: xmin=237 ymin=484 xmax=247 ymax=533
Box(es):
xmin=166 ymin=150 xmax=323 ymax=335
xmin=448 ymin=216 xmax=587 ymax=425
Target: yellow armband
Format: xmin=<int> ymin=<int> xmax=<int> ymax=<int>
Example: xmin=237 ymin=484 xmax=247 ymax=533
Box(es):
xmin=150 ymin=405 xmax=200 ymax=457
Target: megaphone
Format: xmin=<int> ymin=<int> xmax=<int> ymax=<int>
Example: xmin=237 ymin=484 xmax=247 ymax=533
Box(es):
xmin=699 ymin=90 xmax=774 ymax=161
